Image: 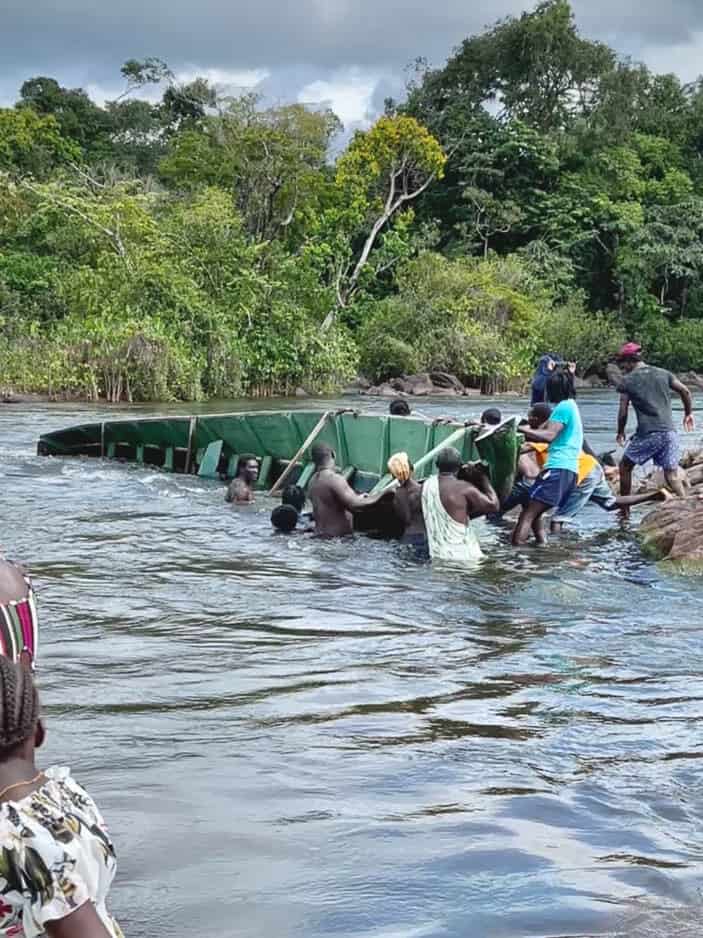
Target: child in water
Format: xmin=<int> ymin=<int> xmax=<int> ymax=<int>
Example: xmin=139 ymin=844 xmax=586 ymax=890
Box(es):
xmin=270 ymin=486 xmax=314 ymax=533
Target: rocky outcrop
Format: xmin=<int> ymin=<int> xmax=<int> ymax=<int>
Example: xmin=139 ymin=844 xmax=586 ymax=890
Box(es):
xmin=639 ymin=449 xmax=703 ymax=563
xmin=640 ymin=497 xmax=703 ymax=562
xmin=363 ymin=372 xmax=482 ymax=398
xmin=605 ymin=362 xmax=623 ymax=388
xmin=678 ymin=371 xmax=703 ymax=390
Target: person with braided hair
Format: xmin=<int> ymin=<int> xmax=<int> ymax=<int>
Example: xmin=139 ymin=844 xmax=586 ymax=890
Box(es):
xmin=0 ymin=659 xmax=122 ymax=938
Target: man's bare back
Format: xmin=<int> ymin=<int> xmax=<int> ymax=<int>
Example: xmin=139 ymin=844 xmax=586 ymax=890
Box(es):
xmin=438 ymin=465 xmax=500 ymax=523
xmin=308 ymin=444 xmax=395 ymax=537
xmin=309 ymin=469 xmax=357 ymax=537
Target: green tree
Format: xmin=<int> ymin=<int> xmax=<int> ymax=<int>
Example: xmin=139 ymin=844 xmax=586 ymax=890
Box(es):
xmin=17 ymin=77 xmax=111 ymax=158
xmin=160 ymin=95 xmax=340 ymax=242
xmin=407 ymin=0 xmax=615 ymax=135
xmin=0 ymin=109 xmax=80 ymax=177
xmin=319 ymin=115 xmax=446 ymax=329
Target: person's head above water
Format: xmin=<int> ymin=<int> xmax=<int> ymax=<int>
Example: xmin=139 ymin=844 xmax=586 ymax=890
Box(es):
xmin=282 ymin=485 xmax=305 ymax=512
xmin=616 ymin=341 xmax=643 ymax=374
xmin=546 ymin=369 xmax=575 ymax=404
xmin=480 ymin=408 xmax=502 ymax=426
xmin=389 ymin=400 xmax=411 ymax=417
xmin=237 ymin=455 xmax=259 ymax=483
xmin=311 ymin=443 xmax=335 ymax=469
xmin=528 ymin=403 xmax=552 ymax=429
xmin=436 ymin=447 xmax=463 ymax=475
xmin=0 ymin=658 xmax=42 ymax=762
xmin=271 ymin=504 xmax=299 ymax=533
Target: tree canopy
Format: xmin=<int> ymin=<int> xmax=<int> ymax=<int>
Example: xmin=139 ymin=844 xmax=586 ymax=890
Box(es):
xmin=2 ymin=3 xmax=703 ymax=402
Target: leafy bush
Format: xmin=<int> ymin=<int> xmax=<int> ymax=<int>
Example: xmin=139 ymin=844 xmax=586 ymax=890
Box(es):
xmin=358 ymin=252 xmax=552 ymax=385
xmin=636 ymin=315 xmax=703 ymax=372
xmin=535 ymin=302 xmax=626 ymax=374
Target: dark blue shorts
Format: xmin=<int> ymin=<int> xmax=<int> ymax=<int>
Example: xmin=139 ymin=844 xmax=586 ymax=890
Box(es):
xmin=401 ymin=532 xmax=430 ymax=559
xmin=529 ymin=469 xmax=577 ymax=509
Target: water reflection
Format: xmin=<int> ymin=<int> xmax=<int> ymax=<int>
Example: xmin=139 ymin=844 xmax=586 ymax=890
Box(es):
xmin=1 ymin=395 xmax=702 ymax=937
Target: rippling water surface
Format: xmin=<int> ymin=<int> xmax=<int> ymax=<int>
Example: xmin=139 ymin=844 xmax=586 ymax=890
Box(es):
xmin=2 ymin=393 xmax=703 ymax=938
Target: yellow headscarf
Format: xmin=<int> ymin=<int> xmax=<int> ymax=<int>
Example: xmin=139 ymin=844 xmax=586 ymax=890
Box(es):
xmin=387 ymin=451 xmax=412 ymax=483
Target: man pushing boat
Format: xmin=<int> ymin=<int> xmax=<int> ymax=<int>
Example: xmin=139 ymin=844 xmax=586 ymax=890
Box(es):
xmin=421 ymin=448 xmax=500 ymax=565
xmin=309 ymin=444 xmax=386 ymax=537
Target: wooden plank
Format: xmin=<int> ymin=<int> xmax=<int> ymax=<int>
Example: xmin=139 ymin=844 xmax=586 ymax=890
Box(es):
xmin=268 ymin=411 xmax=330 ymax=496
xmin=370 ymin=425 xmax=467 ymax=495
xmin=256 ymin=455 xmax=273 ymax=490
xmin=296 ymin=463 xmax=316 ymax=491
xmin=227 ymin=453 xmax=240 ymax=479
xmin=198 ymin=440 xmax=223 ymax=478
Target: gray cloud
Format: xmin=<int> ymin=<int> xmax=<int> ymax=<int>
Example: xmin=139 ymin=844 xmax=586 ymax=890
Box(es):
xmin=2 ymin=1 xmax=702 ymax=117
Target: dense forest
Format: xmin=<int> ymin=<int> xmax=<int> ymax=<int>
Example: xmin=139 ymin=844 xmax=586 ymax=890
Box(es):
xmin=2 ymin=0 xmax=703 ymax=401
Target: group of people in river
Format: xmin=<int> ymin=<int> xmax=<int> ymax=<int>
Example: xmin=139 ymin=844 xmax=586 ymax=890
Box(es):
xmin=0 ymin=341 xmax=694 ymax=937
xmin=226 ymin=342 xmax=697 ymax=565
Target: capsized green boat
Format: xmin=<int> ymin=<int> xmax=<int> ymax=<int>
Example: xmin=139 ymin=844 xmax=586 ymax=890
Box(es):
xmin=37 ymin=409 xmax=519 ymax=512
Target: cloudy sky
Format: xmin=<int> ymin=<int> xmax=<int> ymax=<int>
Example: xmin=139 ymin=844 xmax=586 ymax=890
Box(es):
xmin=3 ymin=0 xmax=703 ymax=134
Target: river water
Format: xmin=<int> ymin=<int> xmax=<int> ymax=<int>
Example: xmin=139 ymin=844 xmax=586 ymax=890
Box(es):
xmin=1 ymin=392 xmax=702 ymax=938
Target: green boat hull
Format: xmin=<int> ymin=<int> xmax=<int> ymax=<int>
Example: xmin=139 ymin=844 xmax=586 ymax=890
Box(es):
xmin=37 ymin=410 xmax=519 ymax=515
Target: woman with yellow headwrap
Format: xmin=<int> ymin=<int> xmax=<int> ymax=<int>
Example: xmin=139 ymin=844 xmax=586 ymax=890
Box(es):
xmin=387 ymin=453 xmax=428 ymax=557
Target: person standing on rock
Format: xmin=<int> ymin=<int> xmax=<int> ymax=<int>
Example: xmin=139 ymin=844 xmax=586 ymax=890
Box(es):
xmin=615 ymin=343 xmax=695 ymax=506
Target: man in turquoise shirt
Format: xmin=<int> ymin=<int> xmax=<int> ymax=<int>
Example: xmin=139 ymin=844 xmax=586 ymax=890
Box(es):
xmin=512 ymin=370 xmax=583 ymax=545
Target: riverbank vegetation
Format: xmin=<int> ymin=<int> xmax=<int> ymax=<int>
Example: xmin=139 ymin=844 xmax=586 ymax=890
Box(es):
xmin=3 ymin=0 xmax=703 ymax=400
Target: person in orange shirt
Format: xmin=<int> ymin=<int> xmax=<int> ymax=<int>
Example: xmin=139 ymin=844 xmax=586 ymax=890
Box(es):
xmin=523 ymin=405 xmax=669 ymax=533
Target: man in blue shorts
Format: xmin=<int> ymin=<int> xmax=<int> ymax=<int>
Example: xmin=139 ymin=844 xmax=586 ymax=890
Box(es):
xmin=616 ymin=343 xmax=695 ymax=511
xmin=512 ymin=370 xmax=582 ymax=545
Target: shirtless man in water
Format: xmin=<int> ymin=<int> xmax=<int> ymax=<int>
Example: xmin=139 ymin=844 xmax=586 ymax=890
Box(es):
xmin=421 ymin=448 xmax=500 ymax=563
xmin=225 ymin=456 xmax=259 ymax=504
xmin=438 ymin=451 xmax=501 ymax=524
xmin=308 ymin=443 xmax=385 ymax=537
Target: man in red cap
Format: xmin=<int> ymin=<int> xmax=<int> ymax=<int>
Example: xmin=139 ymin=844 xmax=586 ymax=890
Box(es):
xmin=615 ymin=343 xmax=695 ymax=507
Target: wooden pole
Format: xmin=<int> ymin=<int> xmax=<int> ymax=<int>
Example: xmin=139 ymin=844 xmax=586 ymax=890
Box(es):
xmin=184 ymin=417 xmax=196 ymax=475
xmin=268 ymin=411 xmax=331 ymax=497
xmin=370 ymin=425 xmax=468 ymax=495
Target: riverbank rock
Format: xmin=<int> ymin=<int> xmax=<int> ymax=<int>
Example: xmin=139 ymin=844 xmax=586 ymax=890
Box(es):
xmin=364 ymin=371 xmax=470 ymax=397
xmin=343 ymin=376 xmax=371 ymax=393
xmin=363 ymin=381 xmax=400 ymax=397
xmin=639 ymin=448 xmax=703 ymax=563
xmin=640 ymin=496 xmax=703 ymax=562
xmin=678 ymin=371 xmax=703 ymax=390
xmin=605 ymin=363 xmax=623 ymax=387
xmin=429 ymin=371 xmax=464 ymax=392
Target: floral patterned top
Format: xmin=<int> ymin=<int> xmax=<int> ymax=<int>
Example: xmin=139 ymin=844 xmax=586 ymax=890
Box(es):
xmin=0 ymin=766 xmax=122 ymax=937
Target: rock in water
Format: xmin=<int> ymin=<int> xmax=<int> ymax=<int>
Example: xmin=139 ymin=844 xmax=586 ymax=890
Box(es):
xmin=429 ymin=371 xmax=464 ymax=392
xmin=639 ymin=448 xmax=703 ymax=564
xmin=640 ymin=497 xmax=703 ymax=563
xmin=605 ymin=362 xmax=623 ymax=387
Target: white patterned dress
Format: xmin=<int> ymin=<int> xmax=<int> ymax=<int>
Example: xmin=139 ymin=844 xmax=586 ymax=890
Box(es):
xmin=0 ymin=766 xmax=122 ymax=937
